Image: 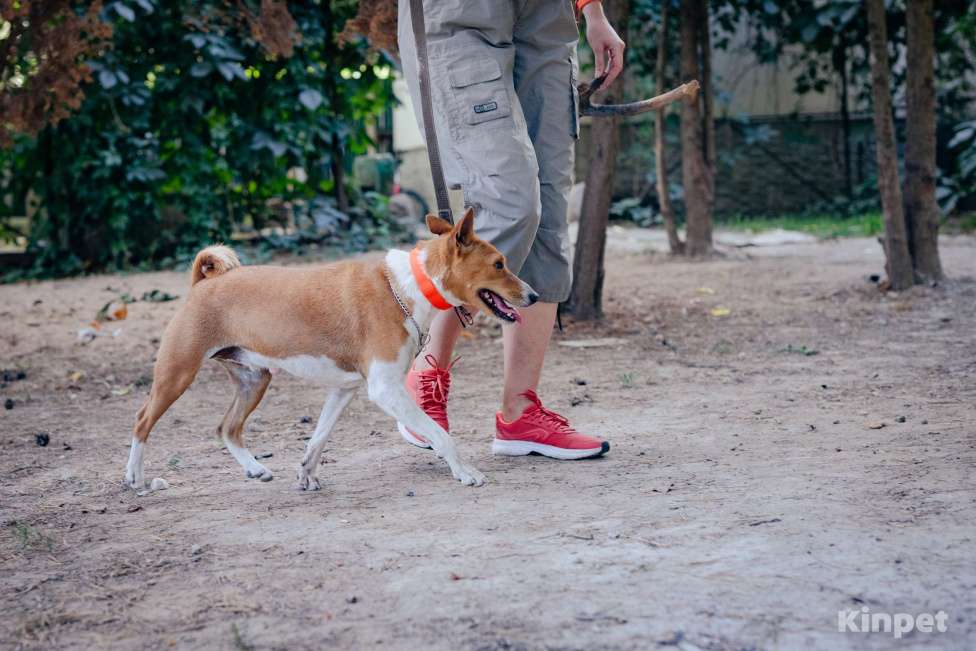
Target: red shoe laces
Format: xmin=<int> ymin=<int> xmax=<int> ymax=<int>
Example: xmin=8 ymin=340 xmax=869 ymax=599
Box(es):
xmin=520 ymin=390 xmax=575 ymax=433
xmin=415 ymin=355 xmax=460 ymax=418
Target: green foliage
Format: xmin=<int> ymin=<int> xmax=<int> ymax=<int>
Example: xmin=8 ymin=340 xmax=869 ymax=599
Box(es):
xmin=938 ymin=120 xmax=976 ymax=214
xmin=0 ymin=1 xmax=394 ymax=278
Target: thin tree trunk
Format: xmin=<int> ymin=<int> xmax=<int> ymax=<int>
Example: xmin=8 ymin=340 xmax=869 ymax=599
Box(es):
xmin=699 ymin=0 xmax=715 ymax=189
xmin=835 ymin=38 xmax=853 ymax=200
xmin=566 ymin=0 xmax=627 ymax=319
xmin=655 ymin=0 xmax=683 ymax=254
xmin=680 ymin=0 xmax=712 ymax=256
xmin=904 ymin=0 xmax=943 ymax=283
xmin=323 ymin=0 xmax=349 ymax=212
xmin=865 ymin=0 xmax=913 ymax=290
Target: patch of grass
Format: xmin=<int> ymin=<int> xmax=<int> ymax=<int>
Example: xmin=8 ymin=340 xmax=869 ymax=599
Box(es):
xmin=783 ymin=344 xmax=819 ymax=357
xmin=619 ymin=372 xmax=635 ymax=388
xmin=11 ymin=522 xmax=54 ymax=551
xmin=718 ymin=212 xmax=883 ymax=239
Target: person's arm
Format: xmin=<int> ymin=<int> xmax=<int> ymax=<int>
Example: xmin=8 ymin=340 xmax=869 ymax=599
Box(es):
xmin=578 ymin=0 xmax=626 ymax=88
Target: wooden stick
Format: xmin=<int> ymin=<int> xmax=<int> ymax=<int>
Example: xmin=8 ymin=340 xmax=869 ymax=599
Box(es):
xmin=579 ymin=77 xmax=699 ymax=117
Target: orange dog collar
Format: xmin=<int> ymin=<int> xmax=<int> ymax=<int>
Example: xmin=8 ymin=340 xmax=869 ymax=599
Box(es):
xmin=410 ymin=247 xmax=452 ymax=311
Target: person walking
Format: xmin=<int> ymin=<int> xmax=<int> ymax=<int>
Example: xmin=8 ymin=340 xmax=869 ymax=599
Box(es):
xmin=397 ymin=0 xmax=625 ymax=459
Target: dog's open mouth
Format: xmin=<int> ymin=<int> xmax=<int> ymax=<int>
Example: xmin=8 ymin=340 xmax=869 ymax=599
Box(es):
xmin=478 ymin=289 xmax=522 ymax=323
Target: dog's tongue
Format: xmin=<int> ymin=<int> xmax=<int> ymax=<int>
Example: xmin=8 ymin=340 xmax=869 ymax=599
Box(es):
xmin=499 ymin=298 xmax=522 ymax=324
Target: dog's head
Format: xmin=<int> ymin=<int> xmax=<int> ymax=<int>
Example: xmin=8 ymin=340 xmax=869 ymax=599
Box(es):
xmin=424 ymin=207 xmax=538 ymax=324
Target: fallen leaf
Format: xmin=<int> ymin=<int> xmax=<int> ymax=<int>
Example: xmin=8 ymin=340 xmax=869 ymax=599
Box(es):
xmin=710 ymin=307 xmax=731 ymax=317
xmin=696 ymin=287 xmax=715 ymax=295
xmin=111 ymin=386 xmax=132 ymax=396
xmin=68 ymin=370 xmax=86 ymax=383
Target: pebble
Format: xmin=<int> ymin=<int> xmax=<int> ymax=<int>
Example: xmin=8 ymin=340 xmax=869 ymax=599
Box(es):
xmin=190 ymin=544 xmax=202 ymax=556
xmin=150 ymin=477 xmax=169 ymax=491
xmin=4 ymin=398 xmax=13 ymax=410
xmin=35 ymin=433 xmax=50 ymax=447
xmin=895 ymin=416 xmax=906 ymax=423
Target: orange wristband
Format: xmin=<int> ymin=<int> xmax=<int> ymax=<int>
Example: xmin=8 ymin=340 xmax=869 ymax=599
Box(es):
xmin=577 ymin=0 xmax=601 ymax=12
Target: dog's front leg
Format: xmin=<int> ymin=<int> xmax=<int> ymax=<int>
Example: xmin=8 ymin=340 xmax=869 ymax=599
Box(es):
xmin=298 ymin=388 xmax=355 ymax=491
xmin=366 ymin=367 xmax=485 ymax=487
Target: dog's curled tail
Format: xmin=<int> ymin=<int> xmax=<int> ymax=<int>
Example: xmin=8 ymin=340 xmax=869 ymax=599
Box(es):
xmin=190 ymin=245 xmax=241 ymax=286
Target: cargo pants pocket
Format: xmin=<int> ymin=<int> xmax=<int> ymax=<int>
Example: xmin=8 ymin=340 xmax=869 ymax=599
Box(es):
xmin=449 ymin=59 xmax=512 ymax=129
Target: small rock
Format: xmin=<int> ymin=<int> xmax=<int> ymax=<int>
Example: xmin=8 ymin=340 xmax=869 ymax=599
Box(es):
xmin=4 ymin=398 xmax=13 ymax=410
xmin=921 ymin=419 xmax=928 ymax=425
xmin=895 ymin=415 xmax=906 ymax=423
xmin=406 ymin=490 xmax=415 ymax=497
xmin=254 ymin=452 xmax=273 ymax=460
xmin=149 ymin=477 xmax=169 ymax=491
xmin=573 ymin=378 xmax=588 ymax=386
xmin=127 ymin=505 xmax=143 ymax=513
xmin=190 ymin=544 xmax=202 ymax=556
xmin=866 ymin=421 xmax=886 ymax=430
xmin=35 ymin=433 xmax=50 ymax=447
xmin=299 ymin=416 xmax=312 ymax=424
xmin=346 ymin=596 xmax=358 ymax=604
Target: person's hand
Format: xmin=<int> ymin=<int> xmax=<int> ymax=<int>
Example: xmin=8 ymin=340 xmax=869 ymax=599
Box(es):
xmin=582 ymin=1 xmax=626 ymax=88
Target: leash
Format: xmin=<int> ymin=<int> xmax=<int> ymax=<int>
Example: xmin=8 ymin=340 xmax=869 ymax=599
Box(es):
xmin=409 ymin=0 xmax=452 ymax=223
xmin=408 ymin=1 xmax=474 ymax=331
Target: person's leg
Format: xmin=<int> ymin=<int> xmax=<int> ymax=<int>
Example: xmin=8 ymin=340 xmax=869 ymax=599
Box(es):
xmin=500 ymin=301 xmax=557 ymax=421
xmin=499 ymin=0 xmax=579 ymax=418
xmin=397 ymin=1 xmax=541 ymax=376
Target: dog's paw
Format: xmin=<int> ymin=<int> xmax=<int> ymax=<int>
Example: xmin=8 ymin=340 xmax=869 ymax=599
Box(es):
xmin=453 ymin=463 xmax=486 ymax=487
xmin=124 ymin=469 xmax=145 ymax=490
xmin=296 ymin=472 xmax=321 ymax=491
xmin=245 ymin=464 xmax=274 ymax=482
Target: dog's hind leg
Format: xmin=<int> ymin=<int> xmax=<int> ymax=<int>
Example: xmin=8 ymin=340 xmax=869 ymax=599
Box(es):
xmin=126 ymin=340 xmax=205 ymax=489
xmin=215 ymin=359 xmax=274 ymax=481
xmin=297 ymin=388 xmax=355 ymax=491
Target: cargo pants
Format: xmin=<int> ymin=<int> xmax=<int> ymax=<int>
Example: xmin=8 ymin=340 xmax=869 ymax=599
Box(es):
xmin=398 ymin=0 xmax=580 ymax=303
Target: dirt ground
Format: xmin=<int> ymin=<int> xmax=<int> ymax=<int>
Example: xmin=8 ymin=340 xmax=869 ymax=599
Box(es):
xmin=1 ymin=232 xmax=974 ymax=651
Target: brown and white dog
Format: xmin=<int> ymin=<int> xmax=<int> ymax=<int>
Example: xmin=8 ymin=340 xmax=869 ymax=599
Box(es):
xmin=124 ymin=208 xmax=537 ymax=490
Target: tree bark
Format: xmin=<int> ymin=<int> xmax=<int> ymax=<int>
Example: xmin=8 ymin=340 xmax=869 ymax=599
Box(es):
xmin=680 ymin=0 xmax=712 ymax=256
xmin=566 ymin=0 xmax=627 ymax=320
xmin=865 ymin=0 xmax=913 ymax=290
xmin=904 ymin=0 xmax=943 ymax=283
xmin=655 ymin=0 xmax=683 ymax=254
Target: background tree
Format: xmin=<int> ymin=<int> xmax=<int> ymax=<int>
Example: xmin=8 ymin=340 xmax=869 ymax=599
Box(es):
xmin=680 ymin=0 xmax=713 ymax=256
xmin=904 ymin=0 xmax=943 ymax=283
xmin=566 ymin=0 xmax=630 ymax=320
xmin=865 ymin=0 xmax=913 ymax=290
xmin=654 ymin=0 xmax=683 ymax=254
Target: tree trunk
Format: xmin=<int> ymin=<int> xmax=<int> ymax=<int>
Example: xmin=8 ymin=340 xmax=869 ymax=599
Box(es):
xmin=680 ymin=0 xmax=712 ymax=256
xmin=566 ymin=0 xmax=627 ymax=320
xmin=655 ymin=0 xmax=683 ymax=254
xmin=865 ymin=0 xmax=913 ymax=290
xmin=699 ymin=0 xmax=715 ymax=187
xmin=834 ymin=38 xmax=853 ymax=201
xmin=323 ymin=0 xmax=349 ymax=213
xmin=904 ymin=0 xmax=943 ymax=283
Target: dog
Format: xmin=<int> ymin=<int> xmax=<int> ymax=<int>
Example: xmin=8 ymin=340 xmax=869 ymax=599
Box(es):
xmin=124 ymin=208 xmax=537 ymax=491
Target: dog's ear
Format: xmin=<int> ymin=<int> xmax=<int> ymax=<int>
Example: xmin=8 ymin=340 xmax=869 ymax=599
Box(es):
xmin=426 ymin=214 xmax=453 ymax=236
xmin=453 ymin=207 xmax=475 ymax=248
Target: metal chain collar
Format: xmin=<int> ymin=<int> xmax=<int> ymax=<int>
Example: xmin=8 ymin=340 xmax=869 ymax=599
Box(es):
xmin=383 ymin=266 xmax=430 ymax=357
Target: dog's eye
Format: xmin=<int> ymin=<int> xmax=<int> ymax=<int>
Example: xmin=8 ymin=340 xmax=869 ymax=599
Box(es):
xmin=494 ymin=260 xmax=504 ymax=270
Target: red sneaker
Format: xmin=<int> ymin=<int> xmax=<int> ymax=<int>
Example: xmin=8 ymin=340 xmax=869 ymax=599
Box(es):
xmin=398 ymin=355 xmax=459 ymax=449
xmin=493 ymin=390 xmax=609 ymax=460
